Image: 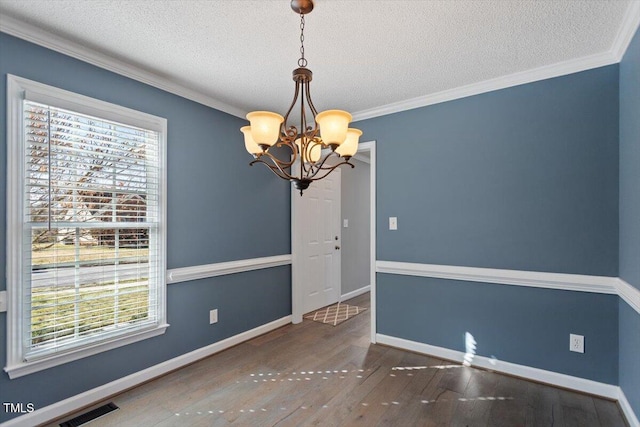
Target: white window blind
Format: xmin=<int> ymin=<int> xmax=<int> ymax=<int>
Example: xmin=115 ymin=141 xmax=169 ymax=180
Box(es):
xmin=6 ymin=75 xmax=168 ymax=378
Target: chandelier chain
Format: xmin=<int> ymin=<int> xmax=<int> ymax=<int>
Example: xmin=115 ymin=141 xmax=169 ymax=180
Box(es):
xmin=298 ymin=13 xmax=307 ymax=68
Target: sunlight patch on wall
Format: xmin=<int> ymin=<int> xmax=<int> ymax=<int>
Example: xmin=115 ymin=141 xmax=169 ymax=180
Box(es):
xmin=464 ymin=331 xmax=477 ymax=366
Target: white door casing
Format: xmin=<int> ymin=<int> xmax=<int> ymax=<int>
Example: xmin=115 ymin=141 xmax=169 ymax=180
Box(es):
xmin=292 ymin=140 xmax=376 ymax=345
xmin=292 ymin=168 xmax=342 ymax=320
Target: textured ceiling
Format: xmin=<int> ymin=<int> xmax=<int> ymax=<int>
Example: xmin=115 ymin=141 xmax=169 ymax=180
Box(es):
xmin=0 ymin=1 xmax=636 ymax=120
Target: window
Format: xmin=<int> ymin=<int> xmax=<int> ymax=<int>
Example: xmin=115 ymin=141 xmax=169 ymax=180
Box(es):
xmin=5 ymin=75 xmax=168 ymax=378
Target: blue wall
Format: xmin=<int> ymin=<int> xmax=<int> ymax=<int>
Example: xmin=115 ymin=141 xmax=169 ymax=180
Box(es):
xmin=619 ymin=25 xmax=640 ymax=418
xmin=362 ymin=65 xmax=619 ymax=275
xmin=356 ymin=65 xmax=621 ymax=382
xmin=0 ymin=33 xmax=291 ymax=423
xmin=378 ymin=275 xmax=619 ymax=383
xmin=620 ymin=19 xmax=640 ymax=292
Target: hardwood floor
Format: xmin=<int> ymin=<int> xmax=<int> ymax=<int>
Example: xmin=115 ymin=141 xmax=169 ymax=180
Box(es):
xmin=52 ymin=293 xmax=628 ymax=426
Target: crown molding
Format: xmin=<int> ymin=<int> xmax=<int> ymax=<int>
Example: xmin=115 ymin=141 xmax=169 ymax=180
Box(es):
xmin=0 ymin=15 xmax=246 ymax=119
xmin=352 ymin=50 xmax=618 ymax=121
xmin=353 ymin=1 xmax=640 ymax=122
xmin=2 ymin=3 xmax=638 ymax=123
xmin=611 ymin=0 xmax=640 ymax=62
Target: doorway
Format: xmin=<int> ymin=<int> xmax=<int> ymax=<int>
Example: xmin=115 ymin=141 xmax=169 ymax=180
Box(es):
xmin=292 ymin=141 xmax=376 ymax=343
xmin=292 ymin=169 xmax=342 ymax=316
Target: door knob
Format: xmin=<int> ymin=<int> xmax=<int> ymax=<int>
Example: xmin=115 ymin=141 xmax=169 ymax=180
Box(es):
xmin=335 ymin=245 xmax=341 ymax=250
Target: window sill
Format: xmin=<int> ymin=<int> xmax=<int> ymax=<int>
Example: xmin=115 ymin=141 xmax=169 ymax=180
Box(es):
xmin=4 ymin=323 xmax=169 ymax=379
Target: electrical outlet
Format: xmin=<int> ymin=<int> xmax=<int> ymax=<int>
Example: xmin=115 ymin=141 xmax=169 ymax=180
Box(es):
xmin=570 ymin=334 xmax=584 ymax=353
xmin=343 ymin=219 xmax=349 ymax=228
xmin=209 ymin=309 xmax=218 ymax=324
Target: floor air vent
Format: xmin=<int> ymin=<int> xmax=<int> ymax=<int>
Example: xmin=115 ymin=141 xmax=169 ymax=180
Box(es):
xmin=60 ymin=402 xmax=119 ymax=427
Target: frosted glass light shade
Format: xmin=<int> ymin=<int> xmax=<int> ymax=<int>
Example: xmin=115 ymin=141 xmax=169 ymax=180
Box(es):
xmin=246 ymin=111 xmax=284 ymax=146
xmin=295 ymin=137 xmax=321 ymax=162
xmin=240 ymin=126 xmax=262 ymax=155
xmin=336 ymin=128 xmax=362 ymax=157
xmin=315 ymin=110 xmax=352 ymax=146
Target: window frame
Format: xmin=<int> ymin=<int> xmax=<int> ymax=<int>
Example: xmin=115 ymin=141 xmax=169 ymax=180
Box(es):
xmin=5 ymin=75 xmax=168 ymax=379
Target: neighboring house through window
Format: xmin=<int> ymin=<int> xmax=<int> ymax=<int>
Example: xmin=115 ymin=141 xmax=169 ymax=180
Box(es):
xmin=5 ymin=75 xmax=168 ymax=378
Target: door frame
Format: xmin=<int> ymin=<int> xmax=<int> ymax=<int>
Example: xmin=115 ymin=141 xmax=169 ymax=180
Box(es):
xmin=292 ymin=167 xmax=342 ymax=316
xmin=291 ymin=140 xmax=377 ymax=344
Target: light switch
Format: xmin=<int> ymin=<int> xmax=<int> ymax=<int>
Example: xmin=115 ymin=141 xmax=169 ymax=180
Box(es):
xmin=389 ymin=217 xmax=398 ymax=230
xmin=209 ymin=309 xmax=218 ymax=324
xmin=343 ymin=219 xmax=349 ymax=228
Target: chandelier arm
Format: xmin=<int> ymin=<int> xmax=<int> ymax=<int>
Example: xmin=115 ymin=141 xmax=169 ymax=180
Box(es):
xmin=250 ymin=158 xmax=293 ymax=181
xmin=300 ymin=103 xmax=322 ymax=176
xmin=251 ymin=155 xmax=353 ymax=185
xmin=275 ymin=132 xmax=300 ymax=168
xmin=314 ymin=157 xmax=354 ymax=171
xmin=301 ymin=154 xmax=316 ymax=176
xmin=297 ymin=145 xmax=331 ymax=178
xmin=282 ymin=80 xmax=302 ymax=133
xmin=304 ymin=80 xmax=319 ymax=118
xmin=300 ymin=83 xmax=314 ymax=175
xmin=301 ymin=153 xmax=324 ymax=177
xmin=307 ymin=158 xmax=355 ymax=182
xmin=253 ymin=150 xmax=296 ymax=175
xmin=299 ymin=81 xmax=307 ymax=169
xmin=303 ymin=150 xmax=342 ymax=179
xmin=300 ymin=149 xmax=310 ymax=175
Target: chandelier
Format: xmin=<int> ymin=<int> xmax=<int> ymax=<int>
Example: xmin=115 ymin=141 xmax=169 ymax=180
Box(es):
xmin=240 ymin=0 xmax=362 ymax=195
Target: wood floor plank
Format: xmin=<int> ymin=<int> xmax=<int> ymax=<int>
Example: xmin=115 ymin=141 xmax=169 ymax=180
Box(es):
xmin=525 ymin=379 xmax=571 ymax=427
xmin=301 ymin=348 xmax=405 ymax=426
xmin=300 ymin=348 xmax=412 ymax=426
xmin=559 ymin=388 xmax=601 ymax=427
xmin=374 ymin=358 xmax=447 ymax=426
xmin=486 ymin=374 xmax=530 ymax=427
xmin=49 ymin=293 xmax=628 ymax=427
xmin=450 ymin=368 xmax=499 ymax=427
xmin=437 ymin=363 xmax=474 ymax=395
xmin=593 ymin=398 xmax=629 ymax=427
xmin=420 ymin=388 xmax=464 ymax=427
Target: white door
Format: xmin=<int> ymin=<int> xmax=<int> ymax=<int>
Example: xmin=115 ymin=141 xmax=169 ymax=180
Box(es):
xmin=293 ymin=169 xmax=341 ymax=315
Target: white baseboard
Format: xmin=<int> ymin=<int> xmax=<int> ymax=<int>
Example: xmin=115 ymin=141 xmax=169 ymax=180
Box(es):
xmin=341 ymin=285 xmax=370 ymax=301
xmin=1 ymin=316 xmax=292 ymax=427
xmin=618 ymin=388 xmax=640 ymax=427
xmin=376 ymin=334 xmax=639 ymax=427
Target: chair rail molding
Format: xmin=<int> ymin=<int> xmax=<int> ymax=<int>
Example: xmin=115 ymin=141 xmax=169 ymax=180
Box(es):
xmin=616 ymin=277 xmax=640 ymax=314
xmin=167 ymin=254 xmax=292 ymax=284
xmin=376 ymin=260 xmax=640 ymax=315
